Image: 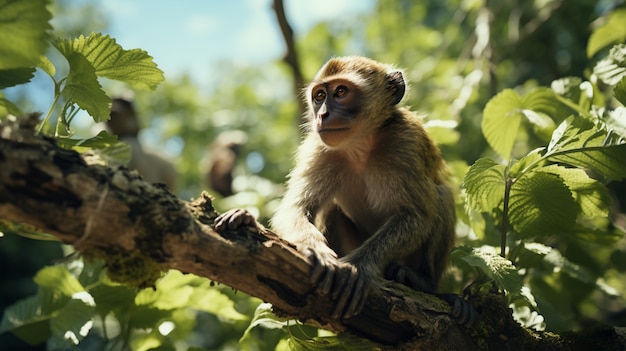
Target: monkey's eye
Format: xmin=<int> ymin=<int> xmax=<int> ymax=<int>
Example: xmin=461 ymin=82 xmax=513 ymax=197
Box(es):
xmin=313 ymin=90 xmax=326 ymax=103
xmin=335 ymin=86 xmax=349 ymax=97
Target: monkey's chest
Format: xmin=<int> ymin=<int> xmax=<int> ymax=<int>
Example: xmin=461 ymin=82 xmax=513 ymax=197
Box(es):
xmin=332 ymin=179 xmax=385 ymax=235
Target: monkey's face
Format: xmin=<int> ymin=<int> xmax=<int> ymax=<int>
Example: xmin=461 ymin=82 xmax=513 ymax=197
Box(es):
xmin=309 ymin=78 xmax=362 ymax=148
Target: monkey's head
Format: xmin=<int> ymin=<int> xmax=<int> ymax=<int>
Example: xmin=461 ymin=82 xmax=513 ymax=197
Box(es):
xmin=304 ymin=56 xmax=406 ymax=148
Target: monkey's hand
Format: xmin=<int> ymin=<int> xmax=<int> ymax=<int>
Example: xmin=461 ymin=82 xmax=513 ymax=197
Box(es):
xmin=214 ymin=208 xmax=261 ymax=232
xmin=307 ymin=247 xmax=371 ymax=320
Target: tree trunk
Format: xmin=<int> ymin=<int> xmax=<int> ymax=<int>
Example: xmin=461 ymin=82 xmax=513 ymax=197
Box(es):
xmin=1 ymin=115 xmax=624 ymax=350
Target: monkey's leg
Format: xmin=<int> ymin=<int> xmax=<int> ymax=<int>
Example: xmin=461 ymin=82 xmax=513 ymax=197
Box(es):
xmin=385 ymin=262 xmax=479 ymax=327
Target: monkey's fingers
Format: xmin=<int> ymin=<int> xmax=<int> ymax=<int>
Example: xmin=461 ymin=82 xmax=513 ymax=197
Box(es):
xmin=317 ymin=265 xmax=335 ymax=296
xmin=214 ymin=208 xmax=255 ymax=232
xmin=331 ymin=273 xmax=355 ymax=319
xmin=438 ymin=293 xmax=479 ymax=327
xmin=342 ymin=274 xmax=368 ymax=319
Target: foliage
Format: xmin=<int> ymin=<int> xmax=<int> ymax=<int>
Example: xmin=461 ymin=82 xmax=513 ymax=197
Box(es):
xmin=2 ymin=0 xmax=626 ymax=350
xmin=0 ymin=261 xmax=256 ymax=350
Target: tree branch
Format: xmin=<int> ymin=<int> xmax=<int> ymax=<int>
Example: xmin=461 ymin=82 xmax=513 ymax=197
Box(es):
xmin=1 ymin=115 xmax=625 ymax=350
xmin=271 ymin=0 xmax=307 ymax=116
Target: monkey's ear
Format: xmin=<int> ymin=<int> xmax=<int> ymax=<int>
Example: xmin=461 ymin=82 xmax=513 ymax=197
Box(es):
xmin=387 ymin=71 xmax=406 ymax=105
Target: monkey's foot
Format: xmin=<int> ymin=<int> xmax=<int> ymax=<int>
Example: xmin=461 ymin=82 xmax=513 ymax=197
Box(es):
xmin=305 ymin=248 xmax=369 ymax=320
xmin=385 ymin=262 xmax=479 ymax=327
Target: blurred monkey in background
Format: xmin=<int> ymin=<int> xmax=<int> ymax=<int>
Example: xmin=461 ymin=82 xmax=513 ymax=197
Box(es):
xmin=203 ymin=130 xmax=248 ymax=197
xmin=108 ymin=98 xmax=177 ymax=191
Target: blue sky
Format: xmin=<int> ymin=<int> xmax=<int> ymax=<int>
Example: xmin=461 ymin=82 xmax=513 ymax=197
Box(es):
xmin=7 ymin=0 xmax=375 ymax=124
xmin=97 ymin=0 xmax=375 ymax=88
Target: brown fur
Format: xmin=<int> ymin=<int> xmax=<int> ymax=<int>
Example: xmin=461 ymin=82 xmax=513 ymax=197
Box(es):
xmin=268 ymin=56 xmax=456 ymax=318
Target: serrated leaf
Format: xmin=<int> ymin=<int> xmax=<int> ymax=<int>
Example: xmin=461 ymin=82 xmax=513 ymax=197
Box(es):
xmin=0 ymin=0 xmax=52 ymax=69
xmin=451 ymin=246 xmax=522 ymax=295
xmin=548 ymin=143 xmax=626 ymax=180
xmin=509 ymin=171 xmax=578 ymax=238
xmin=482 ymin=88 xmax=561 ymax=158
xmin=615 ymin=77 xmax=626 ymax=106
xmin=540 ymin=165 xmax=610 ymax=219
xmin=55 ymin=33 xmax=164 ymax=90
xmin=38 ymin=55 xmax=55 ymax=76
xmin=34 ymin=266 xmax=85 ymax=296
xmin=62 ymin=52 xmax=110 ymax=121
xmin=593 ymin=44 xmax=626 ymax=86
xmin=587 ymin=9 xmax=626 ymax=58
xmin=0 ymin=67 xmax=35 ymax=88
xmin=463 ymin=158 xmax=506 ymax=214
xmin=546 ymin=116 xmax=626 ymax=180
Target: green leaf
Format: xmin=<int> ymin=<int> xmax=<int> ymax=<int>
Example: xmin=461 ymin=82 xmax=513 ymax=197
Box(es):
xmin=241 ymin=303 xmax=291 ymax=343
xmin=546 ymin=116 xmax=626 ymax=180
xmin=0 ymin=0 xmax=52 ymax=69
xmin=548 ymin=143 xmax=626 ymax=180
xmin=55 ymin=33 xmax=164 ymax=90
xmin=0 ymin=93 xmax=23 ymax=116
xmin=540 ymin=165 xmax=611 ymax=219
xmin=62 ymin=52 xmax=110 ymax=122
xmin=49 ymin=298 xmax=95 ymax=347
xmin=0 ymin=295 xmax=51 ymax=345
xmin=482 ymin=88 xmax=561 ymax=158
xmin=615 ymin=76 xmax=626 ymax=106
xmin=587 ymin=9 xmax=626 ymax=58
xmin=0 ymin=287 xmax=72 ymax=345
xmin=0 ymin=67 xmax=35 ymax=89
xmin=128 ymin=305 xmax=170 ymax=329
xmin=593 ymin=44 xmax=626 ymax=86
xmin=463 ymin=158 xmax=506 ymax=214
xmin=135 ymin=271 xmax=194 ymax=309
xmin=508 ymin=148 xmax=544 ymax=177
xmin=451 ymin=246 xmax=523 ymax=295
xmin=188 ymin=288 xmax=248 ymax=321
xmin=89 ymin=283 xmax=136 ymax=317
xmin=482 ymin=89 xmax=523 ymax=158
xmin=34 ymin=266 xmax=85 ymax=296
xmin=55 ymin=131 xmax=131 ymax=165
xmin=509 ymin=171 xmax=578 ymax=238
xmin=38 ymin=55 xmax=56 ymax=77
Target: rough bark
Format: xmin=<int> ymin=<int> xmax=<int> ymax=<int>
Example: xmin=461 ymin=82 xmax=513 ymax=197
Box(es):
xmin=1 ymin=115 xmax=625 ymax=350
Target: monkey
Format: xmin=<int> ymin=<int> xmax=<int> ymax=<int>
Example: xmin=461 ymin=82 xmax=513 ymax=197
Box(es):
xmin=204 ymin=130 xmax=248 ymax=197
xmin=108 ymin=98 xmax=177 ymax=190
xmin=215 ymin=56 xmax=475 ymax=325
